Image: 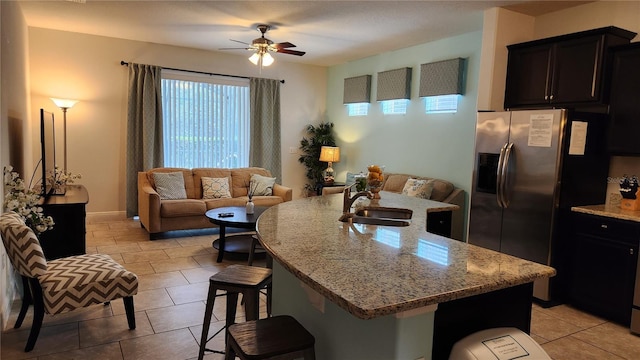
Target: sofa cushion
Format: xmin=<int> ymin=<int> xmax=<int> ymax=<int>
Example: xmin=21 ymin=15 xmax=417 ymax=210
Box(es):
xmin=159 ymin=199 xmax=207 ymax=218
xmin=231 ymin=167 xmax=272 ymax=197
xmin=193 ymin=168 xmax=232 ymax=199
xmin=383 ymin=173 xmax=454 ymax=202
xmin=251 ymin=196 xmax=285 ymax=207
xmin=202 ymin=177 xmax=231 ymax=199
xmin=250 ymin=174 xmax=276 ymax=196
xmin=402 ymin=178 xmax=434 ymax=199
xmin=153 ymin=172 xmax=187 ymax=200
xmin=147 ymin=168 xmax=196 ymax=199
xmin=204 ymin=198 xmax=246 ymax=210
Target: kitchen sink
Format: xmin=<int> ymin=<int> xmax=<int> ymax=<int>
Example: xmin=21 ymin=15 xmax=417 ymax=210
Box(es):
xmin=354 ymin=207 xmax=413 ymax=220
xmin=339 ymin=207 xmax=412 ymax=227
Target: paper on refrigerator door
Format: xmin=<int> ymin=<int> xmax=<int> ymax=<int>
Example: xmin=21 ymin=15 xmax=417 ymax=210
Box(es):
xmin=568 ymin=121 xmax=588 ymax=155
xmin=527 ymin=114 xmax=554 ymax=147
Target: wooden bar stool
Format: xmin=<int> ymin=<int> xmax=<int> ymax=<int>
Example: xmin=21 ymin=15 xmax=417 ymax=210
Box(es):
xmin=225 ymin=315 xmax=316 ymax=360
xmin=198 ymin=264 xmax=272 ymax=360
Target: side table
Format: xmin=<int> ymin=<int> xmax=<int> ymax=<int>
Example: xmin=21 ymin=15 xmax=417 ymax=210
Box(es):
xmin=206 ymin=206 xmax=267 ymax=263
xmin=39 ymin=184 xmax=89 ymax=260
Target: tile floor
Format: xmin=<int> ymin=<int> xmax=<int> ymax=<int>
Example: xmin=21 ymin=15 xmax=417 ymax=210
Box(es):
xmin=1 ymin=215 xmax=639 ymax=359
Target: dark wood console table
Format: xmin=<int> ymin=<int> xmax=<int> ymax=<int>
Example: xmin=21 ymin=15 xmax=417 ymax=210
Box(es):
xmin=39 ymin=184 xmax=89 ymax=260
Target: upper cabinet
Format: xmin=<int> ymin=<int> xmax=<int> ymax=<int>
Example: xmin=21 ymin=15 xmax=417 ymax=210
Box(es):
xmin=504 ymin=27 xmax=636 ymax=109
xmin=608 ymin=43 xmax=640 ymax=154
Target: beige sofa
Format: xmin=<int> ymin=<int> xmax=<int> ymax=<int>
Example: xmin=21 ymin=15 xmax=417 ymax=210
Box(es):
xmin=323 ymin=172 xmax=465 ymax=240
xmin=138 ymin=167 xmax=292 ymax=239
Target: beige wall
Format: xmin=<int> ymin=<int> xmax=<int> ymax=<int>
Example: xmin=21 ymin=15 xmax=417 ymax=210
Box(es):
xmin=0 ymin=0 xmax=30 ymax=330
xmin=28 ymin=28 xmax=327 ymax=214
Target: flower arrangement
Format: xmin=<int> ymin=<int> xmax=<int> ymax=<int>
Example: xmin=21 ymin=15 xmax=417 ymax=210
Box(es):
xmin=3 ymin=166 xmax=54 ymax=235
xmin=47 ymin=166 xmax=82 ymax=193
xmin=247 ymin=180 xmax=258 ymax=201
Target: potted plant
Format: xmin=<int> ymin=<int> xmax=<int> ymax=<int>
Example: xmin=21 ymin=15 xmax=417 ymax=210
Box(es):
xmin=298 ymin=122 xmax=336 ymax=195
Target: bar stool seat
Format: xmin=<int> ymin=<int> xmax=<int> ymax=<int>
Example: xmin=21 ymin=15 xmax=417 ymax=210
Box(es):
xmin=198 ymin=264 xmax=272 ymax=360
xmin=225 ymin=315 xmax=316 ymax=360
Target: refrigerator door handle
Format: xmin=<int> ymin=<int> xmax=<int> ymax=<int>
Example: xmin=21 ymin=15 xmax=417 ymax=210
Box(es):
xmin=496 ymin=143 xmax=509 ymax=208
xmin=501 ymin=143 xmax=515 ymax=208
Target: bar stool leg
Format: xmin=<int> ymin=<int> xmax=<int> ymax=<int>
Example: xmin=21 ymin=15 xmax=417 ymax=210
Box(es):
xmin=198 ymin=285 xmax=218 ymax=360
xmin=225 ymin=292 xmax=239 ymax=333
xmin=243 ymin=289 xmax=260 ymax=321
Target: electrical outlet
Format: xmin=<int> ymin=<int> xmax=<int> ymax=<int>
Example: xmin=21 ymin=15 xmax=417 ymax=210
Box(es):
xmin=289 ymin=147 xmax=297 ymax=154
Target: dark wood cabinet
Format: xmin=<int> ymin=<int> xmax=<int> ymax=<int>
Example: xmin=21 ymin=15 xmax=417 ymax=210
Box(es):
xmin=504 ymin=26 xmax=635 ymax=109
xmin=608 ymin=43 xmax=640 ymax=154
xmin=39 ymin=185 xmax=89 ymax=260
xmin=569 ymin=212 xmax=639 ymax=325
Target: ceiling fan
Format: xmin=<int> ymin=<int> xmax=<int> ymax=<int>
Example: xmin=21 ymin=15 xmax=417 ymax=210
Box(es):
xmin=220 ymin=24 xmax=305 ymax=67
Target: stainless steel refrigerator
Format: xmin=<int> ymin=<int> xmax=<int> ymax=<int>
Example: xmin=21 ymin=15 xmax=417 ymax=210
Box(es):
xmin=469 ymin=109 xmax=609 ymax=302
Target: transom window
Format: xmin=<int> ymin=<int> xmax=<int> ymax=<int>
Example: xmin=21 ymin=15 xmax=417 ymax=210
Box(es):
xmin=424 ymin=94 xmax=459 ymax=114
xmin=347 ymin=103 xmax=369 ymax=116
xmin=381 ymin=99 xmax=408 ymax=115
xmin=161 ymin=70 xmax=250 ymax=168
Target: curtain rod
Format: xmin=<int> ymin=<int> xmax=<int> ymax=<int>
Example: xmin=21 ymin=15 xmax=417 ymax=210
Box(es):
xmin=120 ymin=61 xmax=285 ymax=84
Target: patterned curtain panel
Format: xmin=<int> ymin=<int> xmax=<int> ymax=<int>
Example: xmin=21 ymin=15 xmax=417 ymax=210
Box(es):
xmin=249 ymin=78 xmax=282 ymax=181
xmin=125 ymin=63 xmax=164 ymax=218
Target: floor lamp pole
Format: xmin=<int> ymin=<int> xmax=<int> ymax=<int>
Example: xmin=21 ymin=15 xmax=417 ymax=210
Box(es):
xmin=62 ymin=107 xmax=68 ymax=174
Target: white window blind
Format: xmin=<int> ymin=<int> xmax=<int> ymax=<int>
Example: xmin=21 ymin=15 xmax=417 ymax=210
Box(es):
xmin=381 ymin=99 xmax=408 ymax=115
xmin=161 ymin=70 xmax=250 ymax=168
xmin=347 ymin=103 xmax=369 ymax=116
xmin=425 ymin=94 xmax=459 ymax=114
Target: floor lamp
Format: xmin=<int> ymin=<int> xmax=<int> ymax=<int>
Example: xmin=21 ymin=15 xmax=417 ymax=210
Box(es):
xmin=50 ymin=98 xmax=79 ymax=173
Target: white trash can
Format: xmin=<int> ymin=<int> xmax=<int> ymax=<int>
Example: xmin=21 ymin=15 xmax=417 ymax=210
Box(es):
xmin=449 ymin=327 xmax=551 ymax=360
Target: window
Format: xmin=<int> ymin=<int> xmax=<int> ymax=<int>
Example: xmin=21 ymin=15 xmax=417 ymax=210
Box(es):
xmin=161 ymin=70 xmax=250 ymax=168
xmin=347 ymin=103 xmax=369 ymax=116
xmin=381 ymin=99 xmax=408 ymax=115
xmin=424 ymin=94 xmax=459 ymax=114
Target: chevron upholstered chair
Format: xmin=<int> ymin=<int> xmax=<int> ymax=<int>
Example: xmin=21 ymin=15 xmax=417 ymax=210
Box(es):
xmin=0 ymin=211 xmax=139 ymax=352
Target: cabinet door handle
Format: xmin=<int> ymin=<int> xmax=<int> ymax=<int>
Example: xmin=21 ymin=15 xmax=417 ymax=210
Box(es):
xmin=600 ymin=224 xmax=608 ymax=229
xmin=631 ymin=248 xmax=635 ymax=255
xmin=591 ymin=48 xmax=599 ymax=98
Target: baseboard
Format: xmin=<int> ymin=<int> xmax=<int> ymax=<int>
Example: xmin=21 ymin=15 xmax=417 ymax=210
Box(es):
xmin=86 ymin=211 xmax=128 ymax=223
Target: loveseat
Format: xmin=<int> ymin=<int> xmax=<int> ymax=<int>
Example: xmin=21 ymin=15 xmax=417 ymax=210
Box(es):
xmin=323 ymin=172 xmax=465 ymax=240
xmin=138 ymin=167 xmax=292 ymax=239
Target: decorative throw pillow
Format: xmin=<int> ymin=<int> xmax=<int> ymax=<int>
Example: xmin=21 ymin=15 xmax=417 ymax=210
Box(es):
xmin=249 ymin=174 xmax=276 ymax=196
xmin=402 ymin=178 xmax=434 ymax=199
xmin=153 ymin=172 xmax=187 ymax=200
xmin=202 ymin=177 xmax=231 ymax=199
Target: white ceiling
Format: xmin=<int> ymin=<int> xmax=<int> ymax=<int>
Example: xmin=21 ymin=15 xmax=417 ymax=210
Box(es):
xmin=18 ymin=1 xmax=587 ymax=67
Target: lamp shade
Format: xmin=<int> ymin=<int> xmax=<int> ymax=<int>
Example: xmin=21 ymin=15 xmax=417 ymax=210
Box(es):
xmin=51 ymin=98 xmax=78 ymax=109
xmin=262 ymin=52 xmax=274 ymax=66
xmin=319 ymin=146 xmax=340 ymax=163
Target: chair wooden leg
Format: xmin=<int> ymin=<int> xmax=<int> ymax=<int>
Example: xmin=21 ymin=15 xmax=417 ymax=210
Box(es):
xmin=25 ymin=278 xmax=44 ymax=352
xmin=123 ymin=296 xmax=136 ymax=329
xmin=14 ymin=276 xmax=32 ymax=329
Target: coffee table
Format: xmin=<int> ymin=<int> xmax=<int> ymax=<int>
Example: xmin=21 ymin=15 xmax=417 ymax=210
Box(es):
xmin=206 ymin=206 xmax=267 ymax=263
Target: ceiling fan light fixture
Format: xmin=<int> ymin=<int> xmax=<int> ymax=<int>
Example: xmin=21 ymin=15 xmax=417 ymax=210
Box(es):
xmin=249 ymin=52 xmax=261 ymax=65
xmin=262 ymin=52 xmax=274 ymax=66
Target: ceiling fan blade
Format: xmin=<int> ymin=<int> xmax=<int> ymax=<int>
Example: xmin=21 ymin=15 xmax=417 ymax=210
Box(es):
xmin=274 ymin=42 xmax=296 ymax=49
xmin=219 ymin=47 xmax=251 ymax=51
xmin=277 ymin=48 xmax=306 ymax=56
xmin=229 ymin=39 xmax=251 ymax=45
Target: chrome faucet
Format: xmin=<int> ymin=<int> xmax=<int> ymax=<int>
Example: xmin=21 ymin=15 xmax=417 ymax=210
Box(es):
xmin=343 ymin=183 xmax=373 ymax=213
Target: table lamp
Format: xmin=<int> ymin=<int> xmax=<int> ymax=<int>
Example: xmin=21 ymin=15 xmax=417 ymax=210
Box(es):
xmin=319 ymin=146 xmax=340 ymax=185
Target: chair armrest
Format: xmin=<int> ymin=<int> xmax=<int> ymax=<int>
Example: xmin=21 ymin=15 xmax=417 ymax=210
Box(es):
xmin=273 ymin=184 xmax=293 ymax=202
xmin=138 ymin=172 xmax=162 ymax=233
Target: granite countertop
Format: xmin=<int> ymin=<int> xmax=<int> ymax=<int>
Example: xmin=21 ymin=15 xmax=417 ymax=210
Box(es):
xmin=572 ymin=204 xmax=640 ymax=222
xmin=256 ymin=191 xmax=555 ymax=320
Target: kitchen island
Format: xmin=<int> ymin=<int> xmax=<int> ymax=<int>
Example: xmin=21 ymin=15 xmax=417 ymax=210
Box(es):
xmin=256 ymin=192 xmax=555 ymax=359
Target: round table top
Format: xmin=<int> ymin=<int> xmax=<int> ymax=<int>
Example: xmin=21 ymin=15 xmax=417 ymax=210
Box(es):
xmin=205 ymin=206 xmax=268 ymax=227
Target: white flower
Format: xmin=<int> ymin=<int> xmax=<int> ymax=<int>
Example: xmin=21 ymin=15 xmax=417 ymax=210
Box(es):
xmin=3 ymin=166 xmax=54 ymax=235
